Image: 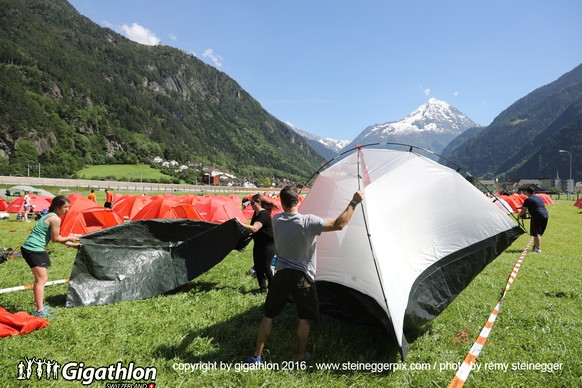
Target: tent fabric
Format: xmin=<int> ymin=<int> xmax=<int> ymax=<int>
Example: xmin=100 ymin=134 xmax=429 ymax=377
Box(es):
xmin=299 ymin=148 xmax=523 ymax=358
xmin=191 ymin=196 xmax=247 ymax=223
xmin=132 ymin=198 xmax=204 ymax=221
xmin=0 ymin=198 xmax=7 ymax=211
xmin=6 ymin=186 xmax=55 ymax=198
xmin=0 ymin=307 xmax=49 ymax=337
xmin=536 ymin=193 xmax=554 ymax=205
xmin=66 ymin=219 xmax=246 ymax=306
xmin=495 ymin=195 xmax=520 ymax=213
xmin=60 ymin=198 xmax=123 ymax=237
xmin=112 ymin=195 xmax=152 ymax=220
xmin=5 ymin=194 xmax=52 ymax=213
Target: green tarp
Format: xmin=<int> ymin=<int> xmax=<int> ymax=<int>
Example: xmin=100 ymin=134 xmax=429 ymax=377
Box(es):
xmin=66 ymin=219 xmax=247 ymax=307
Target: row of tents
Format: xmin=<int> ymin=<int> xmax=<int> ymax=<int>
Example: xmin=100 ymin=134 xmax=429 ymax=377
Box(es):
xmin=0 ymin=192 xmax=286 ymax=237
xmin=494 ymin=192 xmax=554 ymax=213
xmin=0 ymin=190 xmax=560 ymax=236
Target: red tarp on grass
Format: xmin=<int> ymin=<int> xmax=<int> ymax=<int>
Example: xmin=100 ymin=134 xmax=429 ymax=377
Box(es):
xmin=0 ymin=307 xmax=49 ymax=337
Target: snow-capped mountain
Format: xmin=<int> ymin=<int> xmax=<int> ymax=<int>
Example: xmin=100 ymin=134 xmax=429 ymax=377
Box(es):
xmin=341 ymin=98 xmax=480 ymax=154
xmin=285 ymin=122 xmax=350 ymax=160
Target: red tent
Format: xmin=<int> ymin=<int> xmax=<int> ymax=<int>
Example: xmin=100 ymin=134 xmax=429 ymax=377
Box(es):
xmin=60 ymin=198 xmax=123 ymax=237
xmin=495 ymin=195 xmax=520 ymax=213
xmin=510 ymin=194 xmax=525 ymax=207
xmin=132 ymin=198 xmax=204 ymax=221
xmin=67 ymin=193 xmax=86 ymax=203
xmin=193 ymin=195 xmax=246 ymax=223
xmin=574 ymin=198 xmax=582 ymax=208
xmin=0 ymin=198 xmax=8 ymax=211
xmin=5 ymin=194 xmax=52 ymax=213
xmin=151 ymin=193 xmax=179 ymax=201
xmin=112 ymin=195 xmax=152 ymax=220
xmin=536 ymin=193 xmax=554 ymax=205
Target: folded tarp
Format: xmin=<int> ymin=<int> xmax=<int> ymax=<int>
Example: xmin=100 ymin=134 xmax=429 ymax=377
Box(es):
xmin=0 ymin=307 xmax=49 ymax=337
xmin=66 ymin=219 xmax=246 ymax=307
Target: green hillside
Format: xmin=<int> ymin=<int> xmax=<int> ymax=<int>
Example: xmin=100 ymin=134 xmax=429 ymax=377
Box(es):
xmin=442 ymin=64 xmax=582 ymax=181
xmin=0 ymin=0 xmax=324 ymax=183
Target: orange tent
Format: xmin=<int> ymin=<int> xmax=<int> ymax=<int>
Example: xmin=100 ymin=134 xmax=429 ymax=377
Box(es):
xmin=132 ymin=198 xmax=204 ymax=221
xmin=510 ymin=194 xmax=525 ymax=207
xmin=60 ymin=198 xmax=123 ymax=237
xmin=67 ymin=193 xmax=86 ymax=203
xmin=495 ymin=195 xmax=520 ymax=213
xmin=112 ymin=195 xmax=152 ymax=220
xmin=193 ymin=195 xmax=246 ymax=223
xmin=5 ymin=194 xmax=52 ymax=213
xmin=151 ymin=193 xmax=178 ymax=201
xmin=536 ymin=193 xmax=554 ymax=205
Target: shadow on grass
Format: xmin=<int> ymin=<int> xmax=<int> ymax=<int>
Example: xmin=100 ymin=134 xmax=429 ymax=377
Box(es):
xmin=164 ymin=281 xmax=259 ymax=296
xmin=154 ymin=301 xmax=401 ymax=372
xmin=46 ymin=293 xmax=67 ymax=307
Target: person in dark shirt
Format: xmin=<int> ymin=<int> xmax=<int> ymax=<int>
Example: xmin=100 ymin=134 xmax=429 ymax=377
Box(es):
xmin=239 ymin=194 xmax=278 ymax=293
xmin=518 ymin=187 xmax=549 ymax=253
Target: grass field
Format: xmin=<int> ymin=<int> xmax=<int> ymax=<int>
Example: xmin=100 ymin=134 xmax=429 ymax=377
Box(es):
xmin=0 ymin=197 xmax=580 ymax=387
xmin=76 ymin=164 xmax=175 ymax=182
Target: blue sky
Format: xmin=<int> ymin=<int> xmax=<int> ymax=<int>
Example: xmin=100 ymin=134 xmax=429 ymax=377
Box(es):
xmin=68 ymin=0 xmax=582 ymax=140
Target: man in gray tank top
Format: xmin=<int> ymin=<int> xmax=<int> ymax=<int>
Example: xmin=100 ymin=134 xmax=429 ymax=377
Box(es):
xmin=246 ymin=185 xmax=364 ymax=363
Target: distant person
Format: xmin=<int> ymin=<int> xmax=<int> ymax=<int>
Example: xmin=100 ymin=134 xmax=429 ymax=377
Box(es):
xmin=238 ymin=194 xmax=278 ymax=293
xmin=518 ymin=187 xmax=549 ymax=253
xmin=104 ymin=189 xmax=113 ymax=209
xmin=23 ymin=191 xmax=31 ymax=222
xmin=88 ymin=189 xmax=96 ymax=202
xmin=21 ymin=196 xmax=80 ymax=318
xmin=246 ymin=186 xmax=364 ymax=363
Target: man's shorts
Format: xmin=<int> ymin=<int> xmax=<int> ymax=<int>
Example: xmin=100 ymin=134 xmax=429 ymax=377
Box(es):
xmin=21 ymin=247 xmax=51 ymax=268
xmin=264 ymin=268 xmax=319 ymax=321
xmin=530 ymin=217 xmax=548 ymax=236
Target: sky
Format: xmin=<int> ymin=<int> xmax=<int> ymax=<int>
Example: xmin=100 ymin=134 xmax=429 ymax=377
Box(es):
xmin=67 ymin=0 xmax=582 ymax=141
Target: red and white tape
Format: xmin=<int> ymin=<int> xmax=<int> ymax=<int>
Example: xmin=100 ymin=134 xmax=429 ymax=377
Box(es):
xmin=448 ymin=237 xmax=533 ymax=388
xmin=0 ymin=278 xmax=69 ymax=294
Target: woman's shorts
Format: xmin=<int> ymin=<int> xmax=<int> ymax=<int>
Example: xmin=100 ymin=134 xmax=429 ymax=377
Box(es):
xmin=21 ymin=247 xmax=51 ymax=268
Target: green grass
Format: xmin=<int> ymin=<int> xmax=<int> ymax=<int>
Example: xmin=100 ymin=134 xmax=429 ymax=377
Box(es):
xmin=76 ymin=164 xmax=175 ymax=181
xmin=0 ymin=200 xmax=580 ymax=387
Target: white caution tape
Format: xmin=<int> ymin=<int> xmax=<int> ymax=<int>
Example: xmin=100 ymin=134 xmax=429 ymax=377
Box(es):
xmin=448 ymin=237 xmax=533 ymax=388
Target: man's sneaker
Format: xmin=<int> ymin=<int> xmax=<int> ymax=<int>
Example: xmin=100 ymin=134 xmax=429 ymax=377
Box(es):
xmin=245 ymin=355 xmax=262 ymax=364
xmin=532 ymin=247 xmax=542 ymax=254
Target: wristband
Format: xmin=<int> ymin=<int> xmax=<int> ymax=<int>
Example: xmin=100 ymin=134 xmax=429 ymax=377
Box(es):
xmin=349 ymin=199 xmax=358 ymax=207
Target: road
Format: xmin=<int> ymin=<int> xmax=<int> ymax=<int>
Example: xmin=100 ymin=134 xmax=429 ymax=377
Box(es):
xmin=0 ymin=175 xmax=258 ymax=195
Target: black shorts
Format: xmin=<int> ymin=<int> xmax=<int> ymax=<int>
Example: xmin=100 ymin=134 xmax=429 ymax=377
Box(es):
xmin=530 ymin=217 xmax=548 ymax=236
xmin=104 ymin=202 xmax=112 ymax=209
xmin=21 ymin=246 xmax=51 ymax=268
xmin=264 ymin=268 xmax=319 ymax=321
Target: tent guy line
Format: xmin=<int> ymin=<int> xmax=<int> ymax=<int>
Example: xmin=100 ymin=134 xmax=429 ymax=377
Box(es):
xmin=448 ymin=237 xmax=534 ymax=388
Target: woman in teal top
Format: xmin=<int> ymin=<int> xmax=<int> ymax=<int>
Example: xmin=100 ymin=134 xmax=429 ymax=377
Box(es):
xmin=21 ymin=196 xmax=79 ymax=318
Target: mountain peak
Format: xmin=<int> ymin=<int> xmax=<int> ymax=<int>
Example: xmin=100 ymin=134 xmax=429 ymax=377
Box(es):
xmin=341 ymin=99 xmax=480 ymax=154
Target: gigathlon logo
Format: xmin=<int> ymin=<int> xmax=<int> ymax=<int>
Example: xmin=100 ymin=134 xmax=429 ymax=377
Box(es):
xmin=16 ymin=357 xmax=157 ymax=386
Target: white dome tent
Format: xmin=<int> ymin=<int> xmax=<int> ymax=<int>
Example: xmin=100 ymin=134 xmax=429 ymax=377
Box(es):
xmin=299 ymin=146 xmax=523 ymax=358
